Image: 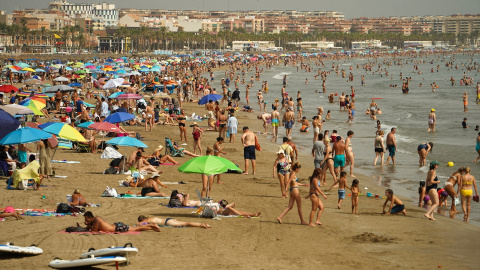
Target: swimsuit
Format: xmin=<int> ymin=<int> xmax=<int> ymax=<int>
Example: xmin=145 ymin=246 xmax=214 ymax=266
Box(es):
xmin=390 ymin=204 xmax=405 ymax=214
xmin=277 ymin=161 xmax=289 ymax=175
xmin=114 ymin=222 xmax=130 ymax=232
xmin=314 ymin=127 xmax=320 ymax=134
xmin=244 ymin=145 xmax=256 ymax=160
xmin=141 ymin=187 xmax=155 ymax=197
xmin=461 ymin=189 xmax=473 ymax=197
xmin=476 ymin=141 xmax=480 ymax=152
xmin=338 ymin=189 xmax=345 ymax=200
xmin=417 ymin=144 xmax=428 ymax=151
xmin=165 ymin=218 xmax=174 ymax=225
xmin=284 ymin=120 xmax=293 ymax=129
xmin=428 ymin=117 xmax=434 ymax=125
xmin=271 ymin=119 xmax=279 ymax=127
xmin=333 ymin=154 xmax=345 ymax=168
xmin=426 ymin=176 xmax=438 ymax=193
xmin=289 ymin=186 xmax=299 ymax=192
xmin=179 ymin=123 xmax=185 ymax=127
xmin=387 ymin=145 xmax=395 ymax=156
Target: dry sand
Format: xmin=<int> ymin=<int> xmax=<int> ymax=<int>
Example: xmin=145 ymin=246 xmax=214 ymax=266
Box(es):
xmin=1 ymin=68 xmax=480 ymax=270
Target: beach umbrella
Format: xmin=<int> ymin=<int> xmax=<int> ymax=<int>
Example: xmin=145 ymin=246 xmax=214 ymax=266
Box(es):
xmin=0 ymin=104 xmax=34 ymax=116
xmin=53 ymin=76 xmax=69 ymax=82
xmin=20 ymin=98 xmax=45 ymax=116
xmin=0 ymin=127 xmax=52 ymax=145
xmin=22 ymin=67 xmax=36 ymax=72
xmin=77 ymin=121 xmax=94 ymax=129
xmin=68 ymin=82 xmax=82 ymax=87
xmin=44 ymin=85 xmax=76 ymax=93
xmin=0 ymin=109 xmax=21 ymax=140
xmin=17 ymin=63 xmax=30 ymax=68
xmin=89 ymin=122 xmax=122 ymax=133
xmin=24 ymin=78 xmax=45 ymax=85
xmin=104 ymin=112 xmax=135 ymax=124
xmin=178 ymin=156 xmax=241 ymax=175
xmin=108 ymin=92 xmax=125 ymax=99
xmin=16 ymin=92 xmax=48 ymax=99
xmin=75 ymin=70 xmax=86 ymax=74
xmin=198 ymin=94 xmax=222 ymax=105
xmin=0 ymin=85 xmax=19 ymax=93
xmin=154 ymin=92 xmax=171 ymax=99
xmin=35 ymin=68 xmax=46 ymax=73
xmin=39 ymin=122 xmax=86 ymax=142
xmin=103 ymin=78 xmax=125 ymax=89
xmin=105 ymin=137 xmax=147 ymax=148
xmin=116 ymin=93 xmax=142 ymax=100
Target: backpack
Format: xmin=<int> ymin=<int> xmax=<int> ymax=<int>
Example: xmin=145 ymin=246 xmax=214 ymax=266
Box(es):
xmin=65 ymin=223 xmax=89 ymax=232
xmin=168 ymin=190 xmax=183 ymax=207
xmin=56 ymin=203 xmax=71 ymax=214
xmin=104 ymin=167 xmax=118 ymax=174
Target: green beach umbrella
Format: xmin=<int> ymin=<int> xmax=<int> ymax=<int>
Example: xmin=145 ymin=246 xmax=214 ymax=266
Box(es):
xmin=177 ymin=156 xmax=241 ymax=175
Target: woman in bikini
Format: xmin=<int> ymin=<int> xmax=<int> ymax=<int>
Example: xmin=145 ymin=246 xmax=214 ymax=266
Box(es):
xmin=140 ymin=173 xmax=168 ymax=197
xmin=374 ymin=130 xmax=385 ymax=166
xmin=176 ymin=109 xmax=187 ymax=142
xmin=444 ymin=167 xmax=464 ymax=213
xmin=277 ymin=163 xmax=308 ymax=225
xmin=305 ymin=168 xmax=328 ymax=226
xmin=321 ymin=138 xmax=336 ymax=186
xmin=273 ymin=150 xmax=290 ymax=198
xmin=218 ymin=110 xmax=228 ymax=138
xmin=344 ymin=130 xmax=355 ymax=177
xmin=150 ymin=145 xmax=179 ymax=165
xmin=417 ymin=142 xmax=433 ymax=167
xmin=459 ymin=167 xmax=478 ymax=222
xmin=424 ymin=161 xmax=441 ymax=221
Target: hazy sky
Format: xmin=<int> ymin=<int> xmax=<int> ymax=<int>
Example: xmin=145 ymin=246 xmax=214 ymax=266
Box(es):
xmin=2 ymin=0 xmax=479 ymax=18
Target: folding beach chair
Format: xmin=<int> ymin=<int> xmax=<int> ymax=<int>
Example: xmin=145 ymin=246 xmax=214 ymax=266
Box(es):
xmin=76 ymin=142 xmax=91 ymax=153
xmin=57 ymin=138 xmax=73 ymax=149
xmin=164 ymin=138 xmax=185 ymax=157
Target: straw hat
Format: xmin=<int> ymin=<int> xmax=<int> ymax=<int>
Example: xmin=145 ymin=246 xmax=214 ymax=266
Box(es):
xmin=155 ymin=145 xmax=164 ymax=151
xmin=151 ymin=172 xmax=161 ymax=178
xmin=190 ymin=122 xmax=198 ymax=127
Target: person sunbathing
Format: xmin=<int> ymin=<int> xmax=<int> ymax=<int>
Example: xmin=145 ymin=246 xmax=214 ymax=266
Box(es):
xmin=140 ymin=173 xmax=168 ymax=197
xmin=83 ymin=211 xmax=160 ymax=232
xmin=137 ymin=215 xmax=211 ymax=229
xmin=172 ymin=141 xmax=200 ymax=157
xmin=169 ymin=190 xmax=201 ymax=207
xmin=150 ymin=145 xmax=179 ymax=165
xmin=216 ymin=200 xmax=261 ymax=217
xmin=131 ymin=152 xmax=158 ymax=173
xmin=0 ymin=206 xmax=23 ymax=220
xmin=69 ymin=189 xmax=88 ymax=207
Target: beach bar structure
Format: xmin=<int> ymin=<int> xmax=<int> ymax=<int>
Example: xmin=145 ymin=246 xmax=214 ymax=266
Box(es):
xmin=232 ymin=41 xmax=276 ymax=51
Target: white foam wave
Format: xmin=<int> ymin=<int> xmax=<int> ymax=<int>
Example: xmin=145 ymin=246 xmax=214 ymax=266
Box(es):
xmin=272 ymin=72 xmax=292 ymax=80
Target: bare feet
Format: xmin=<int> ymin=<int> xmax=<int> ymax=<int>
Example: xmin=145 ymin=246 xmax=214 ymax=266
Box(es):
xmin=201 ymin=223 xmax=211 ymax=229
xmin=254 ymin=211 xmax=261 ymax=217
xmin=308 ymin=223 xmax=317 ymax=227
xmin=350 ymin=174 xmax=356 ymax=177
xmin=242 ymin=172 xmax=248 ymax=175
xmin=315 ymin=221 xmax=322 ymax=225
xmin=337 ymin=204 xmax=341 ymax=209
xmin=301 ymin=221 xmax=308 ymax=225
xmin=277 ymin=217 xmax=282 ymax=224
xmin=217 ymin=181 xmax=223 ymax=184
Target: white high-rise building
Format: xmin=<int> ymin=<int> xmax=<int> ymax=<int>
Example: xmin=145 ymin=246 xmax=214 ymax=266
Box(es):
xmin=49 ymin=0 xmax=118 ymax=27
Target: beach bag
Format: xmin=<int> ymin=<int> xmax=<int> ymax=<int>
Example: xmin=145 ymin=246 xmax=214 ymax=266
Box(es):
xmin=474 ymin=195 xmax=479 ymax=203
xmin=102 ymin=186 xmax=118 ymax=197
xmin=56 ymin=203 xmax=71 ymax=214
xmin=104 ymin=167 xmax=118 ymax=174
xmin=168 ymin=190 xmax=183 ymax=207
xmin=254 ymin=135 xmax=262 ymax=151
xmin=17 ymin=180 xmax=29 ymax=190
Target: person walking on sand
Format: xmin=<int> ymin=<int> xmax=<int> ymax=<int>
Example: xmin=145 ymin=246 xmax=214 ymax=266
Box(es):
xmin=427 ymin=108 xmax=436 ymax=133
xmin=384 ymin=128 xmax=396 ymax=166
xmin=271 ymin=106 xmax=280 ymax=142
xmin=277 ymin=163 xmax=308 ymax=225
xmin=329 ymin=171 xmax=349 ymax=209
xmin=374 ymin=130 xmax=385 ymax=166
xmin=332 ymin=136 xmax=346 ymax=177
xmin=176 ymin=109 xmax=188 ymax=142
xmin=424 ymin=161 xmax=441 ymax=221
xmin=344 ymin=130 xmax=355 ymax=177
xmin=474 ymin=132 xmax=480 ymax=162
xmin=241 ymin=126 xmax=256 ymax=175
xmin=305 ymin=168 xmax=327 ymax=226
xmin=383 ymin=189 xmax=406 ymax=215
xmin=227 ymin=112 xmax=238 ymax=143
xmin=459 ymin=167 xmax=478 ymax=223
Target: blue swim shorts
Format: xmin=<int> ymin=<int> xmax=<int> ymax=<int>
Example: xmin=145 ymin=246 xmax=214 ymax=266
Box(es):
xmin=338 ymin=189 xmax=345 ymax=200
xmin=333 ymin=154 xmax=346 ymax=168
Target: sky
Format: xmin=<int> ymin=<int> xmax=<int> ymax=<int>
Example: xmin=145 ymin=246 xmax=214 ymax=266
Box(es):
xmin=2 ymin=0 xmax=479 ymax=18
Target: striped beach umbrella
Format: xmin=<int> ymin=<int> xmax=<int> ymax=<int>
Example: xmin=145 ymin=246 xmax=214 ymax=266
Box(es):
xmin=38 ymin=122 xmax=86 ymax=142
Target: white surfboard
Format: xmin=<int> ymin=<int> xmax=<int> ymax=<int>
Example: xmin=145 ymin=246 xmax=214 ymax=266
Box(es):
xmin=0 ymin=243 xmax=43 ymax=255
xmin=49 ymin=256 xmax=126 ymax=269
xmin=80 ymin=243 xmax=138 ymax=259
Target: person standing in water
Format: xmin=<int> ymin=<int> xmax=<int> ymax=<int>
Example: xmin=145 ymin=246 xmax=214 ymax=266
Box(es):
xmin=427 ymin=108 xmax=436 ymax=133
xmin=424 ymin=161 xmax=441 ymax=221
xmin=474 ymin=132 xmax=480 ymax=162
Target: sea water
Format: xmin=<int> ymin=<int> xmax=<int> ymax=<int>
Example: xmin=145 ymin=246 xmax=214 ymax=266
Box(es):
xmin=213 ymin=53 xmax=480 ymax=225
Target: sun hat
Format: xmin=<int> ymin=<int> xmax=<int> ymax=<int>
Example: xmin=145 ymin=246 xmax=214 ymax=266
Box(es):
xmin=430 ymin=160 xmax=440 ymax=166
xmin=431 ymin=108 xmax=435 ymax=112
xmin=276 ymin=150 xmax=285 ymax=155
xmin=155 ymin=145 xmax=164 ymax=151
xmin=190 ymin=122 xmax=198 ymax=127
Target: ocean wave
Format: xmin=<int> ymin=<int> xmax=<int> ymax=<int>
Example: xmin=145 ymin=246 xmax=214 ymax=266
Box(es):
xmin=272 ymin=72 xmax=292 ymax=80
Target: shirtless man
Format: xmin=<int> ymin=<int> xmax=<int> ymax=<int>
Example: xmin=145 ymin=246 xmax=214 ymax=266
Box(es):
xmin=206 ymin=100 xmax=215 ymax=130
xmin=338 ymin=92 xmax=346 ymax=111
xmin=287 ymin=97 xmax=295 ymax=116
xmin=137 ymin=215 xmax=211 ymax=229
xmin=258 ymin=112 xmax=271 ymax=134
xmin=144 ymin=102 xmax=154 ymax=132
xmin=332 ymin=136 xmax=346 ymax=176
xmin=384 ymin=127 xmax=397 ymax=166
xmin=55 ymin=90 xmax=62 ymax=111
xmin=241 ymin=126 xmax=256 ymax=175
xmin=476 ymin=82 xmax=480 ymax=104
xmin=463 ymin=92 xmax=468 ymax=112
xmin=299 ymin=117 xmax=310 ymax=132
xmin=283 ymin=109 xmax=295 ymax=138
xmin=270 ymin=107 xmax=280 ymax=142
xmin=84 ymin=211 xmax=160 ymax=232
xmin=80 ymin=107 xmax=90 ymax=122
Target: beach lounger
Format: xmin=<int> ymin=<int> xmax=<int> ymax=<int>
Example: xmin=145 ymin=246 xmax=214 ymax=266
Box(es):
xmin=164 ymin=138 xmax=184 ymax=157
xmin=76 ymin=142 xmax=91 ymax=153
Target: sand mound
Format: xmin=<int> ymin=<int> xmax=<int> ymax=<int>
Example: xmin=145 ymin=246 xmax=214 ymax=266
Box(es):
xmin=353 ymin=232 xmax=397 ymax=244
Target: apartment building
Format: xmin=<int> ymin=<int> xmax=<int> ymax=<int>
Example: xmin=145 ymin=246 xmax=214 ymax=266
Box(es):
xmin=445 ymin=14 xmax=480 ymax=35
xmin=49 ymin=0 xmax=118 ymax=27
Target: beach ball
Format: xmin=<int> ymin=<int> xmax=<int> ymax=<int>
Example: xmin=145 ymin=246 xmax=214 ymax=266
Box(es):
xmin=447 ymin=162 xmax=454 ymax=167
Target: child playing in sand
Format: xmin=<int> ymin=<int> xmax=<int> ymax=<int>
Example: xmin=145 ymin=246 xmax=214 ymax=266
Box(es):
xmin=350 ymin=179 xmax=360 ymax=214
xmin=329 ymin=171 xmax=349 ymax=209
xmin=383 ymin=189 xmax=407 ymax=215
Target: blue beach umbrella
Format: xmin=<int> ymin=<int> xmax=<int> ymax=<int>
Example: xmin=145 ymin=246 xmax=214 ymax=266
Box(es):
xmin=77 ymin=121 xmax=94 ymax=129
xmin=104 ymin=112 xmax=135 ymax=124
xmin=0 ymin=127 xmax=52 ymax=145
xmin=0 ymin=109 xmax=21 ymax=140
xmin=108 ymin=92 xmax=125 ymax=99
xmin=106 ymin=137 xmax=147 ymax=148
xmin=198 ymin=94 xmax=222 ymax=105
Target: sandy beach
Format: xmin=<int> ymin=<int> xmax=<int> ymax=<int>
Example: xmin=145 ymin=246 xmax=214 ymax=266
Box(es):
xmin=1 ymin=53 xmax=480 ymax=269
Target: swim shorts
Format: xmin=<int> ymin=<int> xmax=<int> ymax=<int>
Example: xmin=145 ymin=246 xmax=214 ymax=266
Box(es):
xmin=387 ymin=145 xmax=395 ymax=157
xmin=390 ymin=205 xmax=405 ymax=214
xmin=271 ymin=119 xmax=279 ymax=127
xmin=244 ymin=145 xmax=256 ymax=160
xmin=284 ymin=120 xmax=293 ymax=129
xmin=338 ymin=189 xmax=345 ymax=200
xmin=208 ymin=111 xmax=214 ymax=119
xmin=333 ymin=154 xmax=345 ymax=168
xmin=114 ymin=222 xmax=130 ymax=232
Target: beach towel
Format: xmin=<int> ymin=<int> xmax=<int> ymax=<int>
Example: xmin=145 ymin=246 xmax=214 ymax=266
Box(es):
xmin=161 ymin=204 xmax=198 ymax=209
xmin=162 ymin=181 xmax=187 ymax=185
xmin=100 ymin=146 xmax=123 ymax=159
xmin=12 ymin=161 xmax=40 ymax=189
xmin=52 ymin=160 xmax=80 ymax=164
xmin=58 ymin=230 xmax=141 ymax=235
xmin=21 ymin=212 xmax=72 ymax=217
xmin=106 ymin=194 xmax=170 ymax=199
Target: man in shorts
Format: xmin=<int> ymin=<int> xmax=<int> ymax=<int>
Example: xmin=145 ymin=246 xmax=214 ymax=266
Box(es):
xmin=332 ymin=136 xmax=346 ymax=176
xmin=83 ymin=211 xmax=160 ymax=232
xmin=384 ymin=127 xmax=397 ymax=166
xmin=241 ymin=126 xmax=256 ymax=175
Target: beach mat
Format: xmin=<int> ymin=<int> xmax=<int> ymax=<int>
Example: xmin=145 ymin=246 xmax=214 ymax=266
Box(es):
xmin=58 ymin=230 xmax=141 ymax=235
xmin=107 ymin=195 xmax=169 ymax=199
xmin=52 ymin=160 xmax=80 ymax=164
xmin=161 ymin=181 xmax=187 ymax=185
xmin=21 ymin=212 xmax=73 ymax=217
